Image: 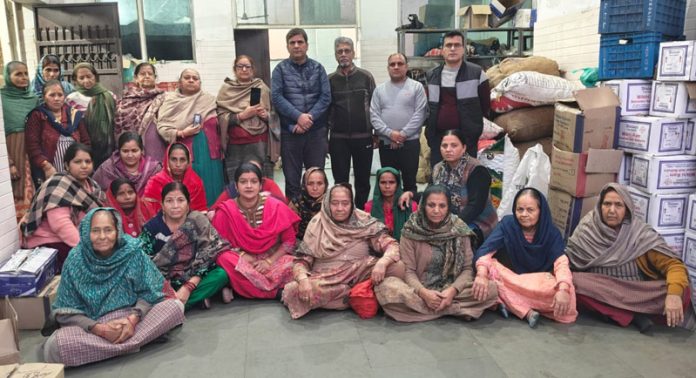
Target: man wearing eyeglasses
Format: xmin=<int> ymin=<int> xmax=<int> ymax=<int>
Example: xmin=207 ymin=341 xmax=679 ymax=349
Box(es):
xmin=272 ymin=28 xmax=331 ymax=201
xmin=425 ymin=30 xmax=490 ymax=165
xmin=327 ymin=36 xmax=376 ymax=210
xmin=370 ymin=53 xmax=427 ymax=196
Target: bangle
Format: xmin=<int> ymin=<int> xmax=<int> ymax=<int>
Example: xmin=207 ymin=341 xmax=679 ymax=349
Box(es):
xmin=184 ymin=281 xmax=197 ymax=292
xmin=265 ymin=258 xmax=272 ymax=265
xmin=240 ymin=251 xmax=246 ymax=258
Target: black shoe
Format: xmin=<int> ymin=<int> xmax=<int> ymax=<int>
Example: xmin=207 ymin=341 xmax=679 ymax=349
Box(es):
xmin=275 ymin=288 xmax=284 ymax=301
xmin=632 ymin=314 xmax=654 ymax=334
xmin=527 ymin=310 xmax=540 ymax=328
xmin=498 ymin=303 xmax=510 ymax=319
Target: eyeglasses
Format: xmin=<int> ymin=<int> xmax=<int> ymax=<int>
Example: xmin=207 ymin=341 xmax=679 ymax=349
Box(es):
xmin=336 ymin=48 xmax=352 ymax=55
xmin=235 ymin=64 xmax=253 ymax=70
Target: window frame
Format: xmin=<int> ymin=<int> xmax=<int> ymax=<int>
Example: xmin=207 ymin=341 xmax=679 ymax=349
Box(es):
xmin=234 ymin=0 xmax=360 ymax=29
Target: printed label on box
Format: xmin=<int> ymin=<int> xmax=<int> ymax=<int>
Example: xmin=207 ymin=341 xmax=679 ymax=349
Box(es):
xmin=618 ymin=121 xmax=651 ymax=151
xmin=657 ymin=161 xmax=696 ymax=189
xmin=683 ymin=235 xmax=696 ymax=268
xmin=631 ymin=157 xmax=650 ymax=187
xmin=686 ymin=120 xmax=694 ymax=152
xmin=629 ymin=190 xmax=650 ymax=222
xmin=653 ymin=83 xmax=679 ymax=113
xmin=660 ymin=46 xmax=689 ymax=77
xmin=626 ymin=83 xmax=652 ymax=112
xmin=659 ymin=198 xmax=686 ymax=227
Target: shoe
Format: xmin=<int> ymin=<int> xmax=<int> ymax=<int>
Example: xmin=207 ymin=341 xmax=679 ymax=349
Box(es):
xmin=200 ymin=298 xmax=212 ymax=310
xmin=632 ymin=314 xmax=654 ymax=334
xmin=222 ymin=287 xmax=234 ymax=304
xmin=527 ymin=310 xmax=540 ymax=328
xmin=275 ymin=288 xmax=284 ymax=301
xmin=498 ymin=303 xmax=510 ymax=319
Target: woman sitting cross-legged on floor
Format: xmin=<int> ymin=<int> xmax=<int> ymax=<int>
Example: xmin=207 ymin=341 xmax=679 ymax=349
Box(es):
xmin=42 ymin=208 xmax=185 ymax=367
xmin=473 ymin=187 xmax=577 ymax=328
xmin=140 ymin=182 xmax=232 ymax=310
xmin=283 ymin=183 xmax=405 ymax=319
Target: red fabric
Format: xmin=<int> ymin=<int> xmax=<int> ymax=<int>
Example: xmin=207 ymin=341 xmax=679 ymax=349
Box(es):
xmin=216 ymin=250 xmax=294 ymax=299
xmin=106 ymin=187 xmax=155 ymax=237
xmin=490 ymin=95 xmax=532 ymax=113
xmin=229 ymin=125 xmax=268 ymax=145
xmin=478 ymin=139 xmax=496 ymax=151
xmin=25 ymin=105 xmax=91 ymax=168
xmin=349 ymin=279 xmax=379 ymax=319
xmin=436 ymin=88 xmax=460 ymax=131
xmin=363 ymin=200 xmax=417 ymax=234
xmin=577 ymin=294 xmax=634 ymax=327
xmin=142 ymin=143 xmax=207 ymax=213
xmin=211 ymin=196 xmax=300 ymax=255
xmin=211 ymin=179 xmax=287 ymax=210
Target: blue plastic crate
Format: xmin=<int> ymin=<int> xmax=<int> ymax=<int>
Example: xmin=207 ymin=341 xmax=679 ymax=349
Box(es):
xmin=599 ymin=32 xmax=681 ymax=80
xmin=599 ymin=0 xmax=686 ymax=36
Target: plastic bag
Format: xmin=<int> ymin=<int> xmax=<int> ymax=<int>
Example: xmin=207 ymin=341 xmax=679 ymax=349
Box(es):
xmin=496 ymin=142 xmax=551 ymax=219
xmin=573 ymin=67 xmax=599 ymax=88
xmin=500 ymin=136 xmax=520 ymax=213
xmin=479 ymin=138 xmax=506 ymax=209
xmin=349 ymin=279 xmax=379 ymax=319
xmin=491 ymin=71 xmax=584 ymax=112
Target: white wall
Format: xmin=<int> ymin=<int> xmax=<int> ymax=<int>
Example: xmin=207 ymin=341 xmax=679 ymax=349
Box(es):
xmin=536 ymin=0 xmax=599 ymax=21
xmin=360 ymin=0 xmax=399 ymax=84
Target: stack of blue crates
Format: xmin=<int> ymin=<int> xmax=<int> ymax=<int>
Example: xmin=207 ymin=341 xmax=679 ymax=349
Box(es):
xmin=598 ymin=0 xmax=687 ymax=80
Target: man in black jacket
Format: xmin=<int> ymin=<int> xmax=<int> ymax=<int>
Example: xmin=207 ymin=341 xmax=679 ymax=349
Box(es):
xmin=328 ymin=36 xmax=376 ymax=209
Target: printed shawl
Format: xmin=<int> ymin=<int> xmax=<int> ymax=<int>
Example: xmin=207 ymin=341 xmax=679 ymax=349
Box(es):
xmin=73 ymin=63 xmax=116 ymax=154
xmin=51 ymin=208 xmax=164 ymax=320
xmin=565 ymin=183 xmax=678 ymax=270
xmin=289 ymin=167 xmax=327 ymax=239
xmin=114 ymin=83 xmax=165 ymax=137
xmin=31 ymin=54 xmax=74 ymax=100
xmin=93 ymin=150 xmax=162 ymax=195
xmin=21 ymin=172 xmax=105 ymax=236
xmin=475 ymin=187 xmax=566 ymax=274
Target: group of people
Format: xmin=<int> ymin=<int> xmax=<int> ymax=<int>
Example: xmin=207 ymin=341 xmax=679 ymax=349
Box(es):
xmin=0 ymin=28 xmax=693 ymax=368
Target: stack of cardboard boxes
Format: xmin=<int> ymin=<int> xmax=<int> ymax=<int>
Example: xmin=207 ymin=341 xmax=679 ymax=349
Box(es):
xmin=548 ymin=87 xmax=623 ymax=239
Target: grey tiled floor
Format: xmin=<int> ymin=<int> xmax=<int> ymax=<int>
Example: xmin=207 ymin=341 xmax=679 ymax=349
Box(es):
xmin=19 ymin=299 xmax=696 ymax=378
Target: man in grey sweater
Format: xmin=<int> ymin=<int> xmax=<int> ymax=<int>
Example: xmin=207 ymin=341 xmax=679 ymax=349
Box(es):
xmin=370 ymin=53 xmax=427 ymax=194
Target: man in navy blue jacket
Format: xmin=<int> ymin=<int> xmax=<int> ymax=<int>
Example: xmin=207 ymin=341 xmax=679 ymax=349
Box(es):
xmin=272 ymin=28 xmax=331 ymax=201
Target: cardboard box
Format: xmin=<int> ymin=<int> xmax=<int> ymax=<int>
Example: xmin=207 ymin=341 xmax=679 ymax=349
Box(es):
xmin=649 ymin=81 xmax=696 ymax=118
xmin=458 ymin=5 xmax=490 ymax=29
xmin=547 ymin=188 xmax=598 ymax=239
xmin=553 ymin=87 xmax=620 ymax=153
xmin=657 ymin=41 xmax=696 ymax=82
xmin=627 ymin=186 xmax=688 ymax=229
xmin=685 ymin=119 xmax=696 ymax=155
xmin=630 ymin=154 xmax=696 ymax=194
xmin=685 ymin=193 xmax=696 ymax=234
xmin=0 ymin=247 xmax=57 ymax=297
xmin=601 ymin=80 xmax=652 ymax=116
xmin=0 ymin=301 xmax=19 ymax=365
xmin=617 ymin=116 xmax=686 ymax=155
xmin=550 ymin=146 xmax=623 ymax=197
xmin=490 ymin=0 xmax=525 ymax=18
xmin=682 ymin=231 xmax=696 ymax=268
xmin=656 ymin=227 xmax=685 ymax=255
xmin=1 ymin=276 xmax=60 ymax=330
xmin=0 ymin=364 xmax=64 ymax=378
xmin=618 ymin=152 xmax=632 ymax=185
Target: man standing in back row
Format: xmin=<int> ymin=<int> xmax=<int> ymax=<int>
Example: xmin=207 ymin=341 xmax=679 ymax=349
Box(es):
xmin=328 ymin=36 xmax=376 ymax=210
xmin=426 ymin=30 xmax=490 ymax=165
xmin=272 ymin=28 xmax=331 ymax=201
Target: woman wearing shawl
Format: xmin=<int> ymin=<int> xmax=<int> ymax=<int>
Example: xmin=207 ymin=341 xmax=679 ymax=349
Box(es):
xmin=566 ymin=183 xmax=694 ymax=333
xmin=364 ymin=167 xmax=417 ymax=241
xmin=213 ymin=163 xmax=300 ymax=300
xmin=21 ymin=143 xmax=105 ymax=272
xmin=140 ymin=182 xmax=231 ymax=310
xmin=216 ymin=55 xmax=274 ymax=180
xmin=25 ymin=79 xmax=90 ymax=187
xmin=93 ymin=132 xmax=162 ymax=196
xmin=473 ymin=188 xmax=577 ymax=328
xmin=375 ymin=185 xmax=497 ymax=322
xmin=114 ymin=62 xmax=165 ymax=139
xmin=42 ymin=208 xmax=185 ymax=367
xmin=65 ymin=62 xmax=117 ymax=167
xmin=288 ymin=167 xmax=328 ymax=240
xmin=107 ymin=178 xmax=155 ymax=237
xmin=1 ymin=61 xmax=39 ymax=220
xmin=31 ymin=54 xmax=74 ymax=100
xmin=400 ymin=130 xmax=497 ymax=248
xmin=282 ymin=183 xmax=405 ymax=319
xmin=156 ymin=68 xmax=224 ymax=207
xmin=142 ymin=143 xmax=207 ymax=213
xmin=211 ymin=159 xmax=286 ymax=209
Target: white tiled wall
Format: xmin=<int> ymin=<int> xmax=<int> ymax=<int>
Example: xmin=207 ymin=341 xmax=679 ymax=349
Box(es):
xmin=360 ymin=0 xmax=399 ymax=85
xmin=0 ymin=98 xmax=20 ymax=265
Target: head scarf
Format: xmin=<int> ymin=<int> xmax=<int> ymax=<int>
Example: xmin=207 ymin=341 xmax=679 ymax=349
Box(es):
xmin=370 ymin=167 xmax=411 ymax=241
xmin=21 ymin=172 xmax=105 ymax=236
xmin=290 ymin=167 xmax=328 ymax=240
xmin=474 ymin=187 xmax=566 ymax=274
xmin=93 ymin=149 xmax=162 ymax=196
xmin=156 ymin=71 xmax=217 ymax=143
xmin=72 ymin=62 xmax=116 ymax=153
xmin=402 ymin=187 xmax=474 ymax=290
xmin=31 ymin=54 xmax=74 ymax=100
xmin=297 ymin=184 xmax=388 ymax=259
xmin=142 ymin=143 xmax=207 ymax=212
xmin=1 ymin=61 xmax=39 ymax=134
xmin=106 ymin=180 xmax=155 ymax=237
xmin=565 ymin=183 xmax=677 ymax=270
xmin=51 ymin=208 xmax=165 ymax=320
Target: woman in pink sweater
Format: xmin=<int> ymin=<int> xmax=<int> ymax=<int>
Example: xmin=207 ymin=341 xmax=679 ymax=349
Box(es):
xmin=21 ymin=143 xmax=106 ymax=272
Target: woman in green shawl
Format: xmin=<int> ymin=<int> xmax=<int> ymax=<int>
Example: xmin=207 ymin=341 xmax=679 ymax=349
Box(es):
xmin=1 ymin=61 xmax=39 ymax=221
xmin=43 ymin=207 xmax=185 ymax=367
xmin=364 ymin=167 xmax=417 ymax=240
xmin=65 ymin=62 xmax=117 ymax=167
